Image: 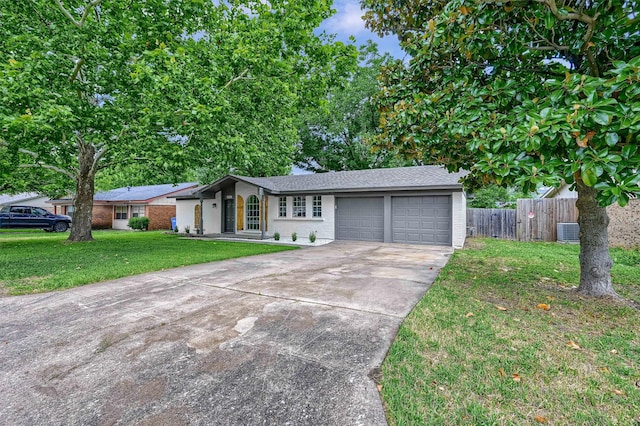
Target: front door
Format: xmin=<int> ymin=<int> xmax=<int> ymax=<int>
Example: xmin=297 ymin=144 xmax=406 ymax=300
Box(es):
xmin=223 ymin=198 xmax=235 ymax=233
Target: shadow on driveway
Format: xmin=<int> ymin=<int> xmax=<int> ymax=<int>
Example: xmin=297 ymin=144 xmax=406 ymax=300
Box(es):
xmin=0 ymin=241 xmax=453 ymax=425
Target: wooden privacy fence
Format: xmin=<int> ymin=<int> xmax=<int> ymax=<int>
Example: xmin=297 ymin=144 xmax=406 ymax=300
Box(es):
xmin=466 ymin=208 xmax=517 ymax=240
xmin=467 ymin=198 xmax=579 ymax=242
xmin=516 ymin=198 xmax=578 ymax=242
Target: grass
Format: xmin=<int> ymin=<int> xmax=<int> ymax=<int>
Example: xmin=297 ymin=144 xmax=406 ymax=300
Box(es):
xmin=0 ymin=230 xmax=297 ymax=295
xmin=381 ymin=238 xmax=640 ymax=425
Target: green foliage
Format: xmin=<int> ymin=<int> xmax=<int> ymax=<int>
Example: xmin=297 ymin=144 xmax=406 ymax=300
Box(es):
xmin=184 ymin=226 xmax=190 ymax=234
xmin=295 ymin=42 xmax=408 ymax=172
xmin=361 ymin=0 xmax=640 ymax=207
xmin=1 ymin=1 xmax=358 ymax=238
xmin=469 ymin=185 xmax=530 ymax=209
xmin=0 ymin=231 xmax=296 ymax=294
xmin=273 ymin=232 xmax=280 ymax=241
xmin=127 ymin=216 xmax=149 ymax=231
xmin=292 ymin=232 xmax=297 ymax=242
xmin=309 ymin=231 xmax=316 ymax=243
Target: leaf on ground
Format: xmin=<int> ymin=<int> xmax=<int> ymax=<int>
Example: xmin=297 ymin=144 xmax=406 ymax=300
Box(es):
xmin=499 ymin=368 xmax=506 ymax=377
xmin=534 ymin=415 xmax=548 ymax=423
xmin=512 ymin=373 xmax=521 ymax=382
xmin=566 ymin=341 xmax=581 ymax=350
xmin=496 ymin=305 xmax=508 ymax=311
xmin=610 ymin=349 xmax=618 ymax=354
xmin=465 ymin=312 xmax=474 ymax=317
xmin=613 ymin=389 xmax=623 ymax=395
xmin=536 ymin=303 xmax=551 ymax=310
xmin=376 ymin=384 xmax=383 ymax=392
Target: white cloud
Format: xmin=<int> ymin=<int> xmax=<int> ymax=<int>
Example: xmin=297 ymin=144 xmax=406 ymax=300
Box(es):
xmin=323 ymin=0 xmax=367 ymax=35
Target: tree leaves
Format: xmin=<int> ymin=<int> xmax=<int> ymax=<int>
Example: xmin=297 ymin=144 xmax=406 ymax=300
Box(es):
xmin=361 ymin=0 xmax=640 ymax=206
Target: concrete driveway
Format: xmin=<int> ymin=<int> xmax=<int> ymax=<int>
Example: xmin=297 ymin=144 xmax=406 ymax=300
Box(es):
xmin=0 ymin=241 xmax=453 ymax=425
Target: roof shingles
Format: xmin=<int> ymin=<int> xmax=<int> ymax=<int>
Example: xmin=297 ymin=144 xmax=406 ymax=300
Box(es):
xmin=94 ymin=183 xmax=198 ymax=202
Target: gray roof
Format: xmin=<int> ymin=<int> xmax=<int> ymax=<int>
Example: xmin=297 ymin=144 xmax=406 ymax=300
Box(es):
xmin=93 ymin=183 xmax=198 ymax=202
xmin=176 ymin=166 xmax=466 ymax=198
xmin=0 ymin=192 xmax=46 ymax=205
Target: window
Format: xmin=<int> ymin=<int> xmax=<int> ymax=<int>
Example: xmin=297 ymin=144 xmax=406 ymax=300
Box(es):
xmin=115 ymin=205 xmax=128 ymax=220
xmin=246 ymin=195 xmax=260 ymax=230
xmin=279 ymin=197 xmax=287 ymax=217
xmin=312 ymin=196 xmax=322 ymax=218
xmin=293 ymin=196 xmax=306 ymax=217
xmin=131 ymin=205 xmax=145 ymax=217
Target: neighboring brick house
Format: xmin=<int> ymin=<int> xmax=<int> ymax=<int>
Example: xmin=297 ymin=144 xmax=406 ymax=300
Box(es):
xmin=50 ymin=183 xmax=198 ymax=231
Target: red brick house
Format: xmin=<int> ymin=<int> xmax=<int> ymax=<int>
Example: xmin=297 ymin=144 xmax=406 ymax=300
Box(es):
xmin=50 ymin=183 xmax=198 ymax=231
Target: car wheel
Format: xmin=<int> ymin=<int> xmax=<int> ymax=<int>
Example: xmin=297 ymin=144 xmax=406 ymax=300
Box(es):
xmin=53 ymin=222 xmax=69 ymax=232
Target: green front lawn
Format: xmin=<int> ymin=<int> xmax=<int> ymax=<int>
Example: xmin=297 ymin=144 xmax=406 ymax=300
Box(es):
xmin=382 ymin=238 xmax=640 ymax=425
xmin=0 ymin=231 xmax=297 ymax=295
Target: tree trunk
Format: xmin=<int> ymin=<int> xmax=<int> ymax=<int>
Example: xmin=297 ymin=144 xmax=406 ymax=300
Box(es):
xmin=68 ymin=142 xmax=96 ymax=242
xmin=575 ymin=179 xmax=617 ymax=298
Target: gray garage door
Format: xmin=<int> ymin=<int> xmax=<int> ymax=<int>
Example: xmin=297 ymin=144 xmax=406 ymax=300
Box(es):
xmin=392 ymin=196 xmax=451 ymax=245
xmin=336 ymin=197 xmax=384 ymax=242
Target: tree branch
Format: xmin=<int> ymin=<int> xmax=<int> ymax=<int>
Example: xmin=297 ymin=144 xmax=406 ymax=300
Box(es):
xmin=54 ymin=0 xmax=102 ymax=29
xmin=18 ymin=147 xmax=77 ymax=180
xmin=535 ymin=0 xmax=600 ymax=76
xmin=69 ymin=58 xmax=85 ymax=83
xmin=222 ymin=68 xmax=250 ymax=90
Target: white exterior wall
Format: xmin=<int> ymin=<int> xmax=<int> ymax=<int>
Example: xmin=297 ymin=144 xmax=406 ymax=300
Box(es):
xmin=202 ymin=191 xmax=222 ymax=234
xmin=0 ymin=196 xmax=52 ymax=211
xmin=148 ymin=196 xmax=177 ymax=206
xmin=269 ymin=195 xmax=335 ymax=240
xmin=452 ymin=191 xmax=467 ymax=248
xmin=112 ymin=219 xmax=128 ymax=230
xmin=176 ymin=200 xmax=197 ymax=233
xmin=175 ymin=193 xmax=221 ymax=234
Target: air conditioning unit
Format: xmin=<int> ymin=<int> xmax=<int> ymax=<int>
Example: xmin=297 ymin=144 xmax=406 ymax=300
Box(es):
xmin=557 ymin=223 xmax=580 ymax=243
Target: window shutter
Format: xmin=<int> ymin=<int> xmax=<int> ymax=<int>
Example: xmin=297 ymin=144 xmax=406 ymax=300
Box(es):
xmin=194 ymin=205 xmax=201 ymax=228
xmin=236 ymin=195 xmax=244 ymax=230
xmin=261 ymin=197 xmax=269 ymax=232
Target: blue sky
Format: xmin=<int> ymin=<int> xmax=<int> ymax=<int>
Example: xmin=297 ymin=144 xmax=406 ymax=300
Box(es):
xmin=318 ymin=0 xmax=405 ymax=59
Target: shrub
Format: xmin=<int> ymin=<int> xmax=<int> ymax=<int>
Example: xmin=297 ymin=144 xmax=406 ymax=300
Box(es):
xmin=128 ymin=216 xmax=150 ymax=231
xmin=292 ymin=232 xmax=297 ymax=242
xmin=184 ymin=225 xmax=190 ymax=234
xmin=309 ymin=231 xmax=316 ymax=243
xmin=273 ymin=232 xmax=280 ymax=241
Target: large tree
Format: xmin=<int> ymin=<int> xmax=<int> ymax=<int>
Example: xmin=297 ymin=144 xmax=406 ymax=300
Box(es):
xmin=1 ymin=0 xmax=356 ymax=241
xmin=361 ymin=0 xmax=640 ymax=297
xmin=295 ymin=42 xmax=408 ymax=172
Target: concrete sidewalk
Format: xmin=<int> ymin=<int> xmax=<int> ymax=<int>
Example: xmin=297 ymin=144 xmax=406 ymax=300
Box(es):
xmin=0 ymin=241 xmax=453 ymax=425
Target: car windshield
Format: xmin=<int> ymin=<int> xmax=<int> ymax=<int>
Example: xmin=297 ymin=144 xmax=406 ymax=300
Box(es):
xmin=0 ymin=206 xmax=9 ymax=213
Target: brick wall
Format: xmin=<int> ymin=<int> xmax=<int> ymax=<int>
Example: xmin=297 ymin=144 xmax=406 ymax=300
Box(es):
xmin=92 ymin=205 xmax=113 ymax=229
xmin=147 ymin=205 xmax=176 ymax=230
xmin=607 ymin=199 xmax=640 ymax=248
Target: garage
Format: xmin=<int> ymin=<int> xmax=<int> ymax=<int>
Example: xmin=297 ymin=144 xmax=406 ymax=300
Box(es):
xmin=336 ymin=197 xmax=384 ymax=242
xmin=392 ymin=196 xmax=452 ymax=245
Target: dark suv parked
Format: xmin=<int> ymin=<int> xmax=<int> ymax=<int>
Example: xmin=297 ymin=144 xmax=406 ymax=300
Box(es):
xmin=0 ymin=205 xmax=72 ymax=232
